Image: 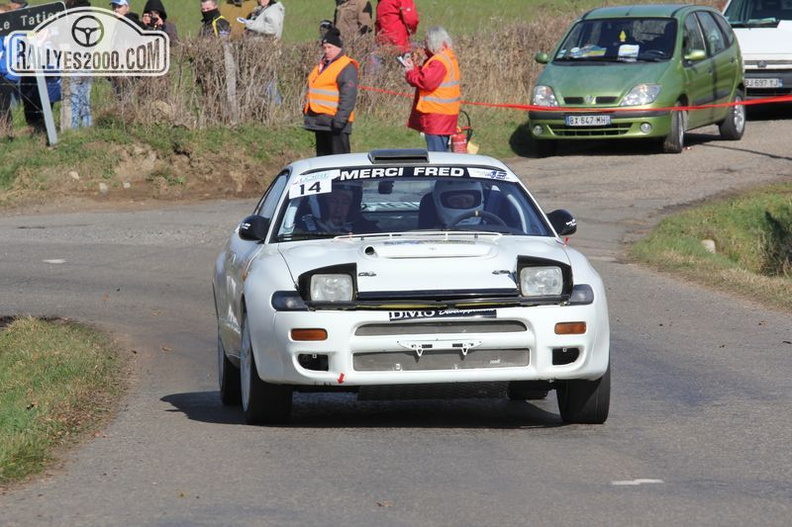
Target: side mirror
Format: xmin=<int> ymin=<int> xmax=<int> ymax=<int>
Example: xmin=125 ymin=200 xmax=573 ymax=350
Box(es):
xmin=535 ymin=52 xmax=550 ymax=64
xmin=238 ymin=215 xmax=270 ymax=242
xmin=547 ymin=209 xmax=577 ymax=236
xmin=684 ymin=49 xmax=706 ymax=62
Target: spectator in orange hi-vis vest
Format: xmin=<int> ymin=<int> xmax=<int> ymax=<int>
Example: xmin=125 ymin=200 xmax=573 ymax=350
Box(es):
xmin=375 ymin=0 xmax=419 ymax=53
xmin=402 ymin=26 xmax=460 ymax=152
xmin=303 ymin=27 xmax=359 ymax=156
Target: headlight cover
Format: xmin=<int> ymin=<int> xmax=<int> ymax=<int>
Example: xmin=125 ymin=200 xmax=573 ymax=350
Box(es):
xmin=569 ymin=284 xmax=594 ymax=305
xmin=271 ymin=291 xmax=308 ymax=311
xmin=520 ymin=266 xmax=564 ymax=296
xmin=310 ymin=274 xmax=354 ymax=302
xmin=298 ymin=263 xmax=357 ymax=305
xmin=621 ymin=84 xmax=662 ymax=107
xmin=533 ymin=85 xmax=559 ymax=107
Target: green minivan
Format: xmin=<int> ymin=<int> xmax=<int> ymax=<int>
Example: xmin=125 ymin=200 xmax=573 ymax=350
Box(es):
xmin=529 ymin=4 xmax=746 ymax=155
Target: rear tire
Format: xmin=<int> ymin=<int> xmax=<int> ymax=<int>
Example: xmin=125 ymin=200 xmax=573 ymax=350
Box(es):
xmin=662 ymin=102 xmax=686 ymax=153
xmin=240 ymin=312 xmax=292 ymax=425
xmin=218 ymin=334 xmax=241 ymax=406
xmin=556 ymin=365 xmax=610 ymax=424
xmin=718 ymin=90 xmax=746 ymax=140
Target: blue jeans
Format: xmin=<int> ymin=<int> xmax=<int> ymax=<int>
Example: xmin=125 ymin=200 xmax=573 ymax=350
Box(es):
xmin=70 ymin=77 xmax=93 ymax=128
xmin=425 ymin=134 xmax=450 ymax=152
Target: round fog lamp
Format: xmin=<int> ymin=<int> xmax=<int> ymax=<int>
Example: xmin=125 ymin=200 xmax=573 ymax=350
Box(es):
xmin=532 ymin=125 xmax=544 ymax=136
xmin=639 ymin=122 xmax=653 ymax=134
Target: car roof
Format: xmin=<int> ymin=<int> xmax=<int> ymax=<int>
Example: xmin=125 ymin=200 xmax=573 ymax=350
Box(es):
xmin=285 ymin=149 xmax=513 ymax=175
xmin=581 ymin=3 xmax=712 ymax=20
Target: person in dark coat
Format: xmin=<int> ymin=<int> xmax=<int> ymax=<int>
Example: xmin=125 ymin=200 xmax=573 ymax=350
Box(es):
xmin=142 ymin=0 xmax=179 ymax=43
xmin=200 ymin=0 xmax=232 ymax=38
xmin=303 ymin=27 xmax=359 ymax=156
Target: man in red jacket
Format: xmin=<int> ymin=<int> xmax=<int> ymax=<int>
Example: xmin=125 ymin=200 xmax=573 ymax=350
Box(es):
xmin=375 ymin=0 xmax=419 ymax=53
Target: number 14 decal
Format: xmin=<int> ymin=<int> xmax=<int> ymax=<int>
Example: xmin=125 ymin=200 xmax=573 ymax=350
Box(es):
xmin=289 ymin=177 xmax=332 ymax=199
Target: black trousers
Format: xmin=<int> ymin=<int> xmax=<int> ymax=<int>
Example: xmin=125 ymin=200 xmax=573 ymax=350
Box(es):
xmin=19 ymin=76 xmax=47 ymax=133
xmin=315 ymin=130 xmax=351 ymax=156
xmin=0 ymin=77 xmax=17 ymax=132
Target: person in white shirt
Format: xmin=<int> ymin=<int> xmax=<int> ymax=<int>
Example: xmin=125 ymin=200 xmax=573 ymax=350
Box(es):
xmin=242 ymin=0 xmax=285 ymax=39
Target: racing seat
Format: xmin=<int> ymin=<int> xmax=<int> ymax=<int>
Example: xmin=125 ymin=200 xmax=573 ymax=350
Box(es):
xmin=417 ymin=193 xmax=440 ymax=229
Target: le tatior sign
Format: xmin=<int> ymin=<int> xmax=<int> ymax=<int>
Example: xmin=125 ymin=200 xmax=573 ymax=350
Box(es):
xmin=0 ymin=2 xmax=66 ymax=37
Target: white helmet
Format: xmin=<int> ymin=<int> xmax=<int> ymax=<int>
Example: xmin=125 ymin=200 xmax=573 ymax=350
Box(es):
xmin=432 ymin=179 xmax=484 ymax=227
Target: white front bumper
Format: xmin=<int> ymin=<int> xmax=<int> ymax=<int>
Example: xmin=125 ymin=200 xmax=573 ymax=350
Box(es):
xmin=246 ymin=300 xmax=609 ymax=387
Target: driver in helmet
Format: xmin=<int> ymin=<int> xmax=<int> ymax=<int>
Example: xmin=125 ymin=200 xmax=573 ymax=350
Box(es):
xmin=297 ymin=181 xmax=378 ymax=234
xmin=430 ymin=179 xmax=484 ymax=228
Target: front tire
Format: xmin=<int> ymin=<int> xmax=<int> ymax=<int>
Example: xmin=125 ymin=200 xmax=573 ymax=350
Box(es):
xmin=218 ymin=334 xmax=241 ymax=406
xmin=507 ymin=381 xmax=550 ymax=400
xmin=240 ymin=312 xmax=292 ymax=425
xmin=556 ymin=365 xmax=610 ymax=424
xmin=718 ymin=90 xmax=746 ymax=140
xmin=662 ymin=102 xmax=686 ymax=153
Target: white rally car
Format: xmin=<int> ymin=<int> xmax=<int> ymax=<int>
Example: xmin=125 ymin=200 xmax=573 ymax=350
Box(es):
xmin=213 ymin=149 xmax=610 ymax=425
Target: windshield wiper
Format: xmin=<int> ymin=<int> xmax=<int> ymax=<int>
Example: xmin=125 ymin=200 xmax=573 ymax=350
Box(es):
xmin=277 ymin=232 xmax=340 ymax=242
xmin=555 ymin=56 xmax=620 ymax=63
xmin=736 ymin=18 xmax=781 ymax=27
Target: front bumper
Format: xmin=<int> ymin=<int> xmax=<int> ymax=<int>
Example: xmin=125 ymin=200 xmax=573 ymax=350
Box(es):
xmin=528 ymin=109 xmax=672 ymax=140
xmin=743 ymin=68 xmax=792 ymax=98
xmin=246 ymin=300 xmax=610 ymax=388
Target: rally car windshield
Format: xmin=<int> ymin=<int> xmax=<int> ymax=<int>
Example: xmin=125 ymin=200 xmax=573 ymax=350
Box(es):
xmin=555 ymin=18 xmax=677 ymax=62
xmin=273 ymin=171 xmax=553 ymax=241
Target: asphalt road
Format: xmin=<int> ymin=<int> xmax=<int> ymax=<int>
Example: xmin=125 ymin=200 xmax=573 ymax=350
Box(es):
xmin=1 ymin=118 xmax=791 ymax=526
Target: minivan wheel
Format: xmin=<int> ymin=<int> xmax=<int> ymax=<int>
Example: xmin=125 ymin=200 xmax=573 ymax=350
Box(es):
xmin=662 ymin=102 xmax=686 ymax=153
xmin=718 ymin=90 xmax=746 ymax=140
xmin=534 ymin=139 xmax=558 ymax=158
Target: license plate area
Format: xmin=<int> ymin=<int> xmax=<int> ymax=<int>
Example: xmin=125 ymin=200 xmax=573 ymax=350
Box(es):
xmin=566 ymin=114 xmax=612 ymax=126
xmin=353 ymin=348 xmax=530 ymax=371
xmin=745 ymin=78 xmax=782 ymax=88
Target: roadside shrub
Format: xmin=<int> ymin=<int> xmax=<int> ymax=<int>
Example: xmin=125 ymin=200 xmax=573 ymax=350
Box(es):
xmin=764 ymin=205 xmax=792 ymax=277
xmin=99 ymin=17 xmax=574 ymax=130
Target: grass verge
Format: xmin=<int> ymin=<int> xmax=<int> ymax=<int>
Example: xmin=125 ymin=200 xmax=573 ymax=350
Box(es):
xmin=629 ymin=183 xmax=792 ymax=312
xmin=0 ymin=317 xmax=127 ymax=488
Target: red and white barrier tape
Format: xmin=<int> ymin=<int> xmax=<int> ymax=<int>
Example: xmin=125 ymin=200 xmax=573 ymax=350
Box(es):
xmin=359 ymin=85 xmax=792 ymax=112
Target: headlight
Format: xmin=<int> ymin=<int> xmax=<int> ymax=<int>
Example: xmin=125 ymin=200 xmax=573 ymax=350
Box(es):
xmin=533 ymin=85 xmax=559 ymax=107
xmin=310 ymin=274 xmax=353 ymax=302
xmin=621 ymin=84 xmax=661 ymax=106
xmin=520 ymin=266 xmax=563 ymax=296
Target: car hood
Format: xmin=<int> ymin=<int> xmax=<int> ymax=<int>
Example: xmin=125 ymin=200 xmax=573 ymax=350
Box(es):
xmin=539 ymin=61 xmax=671 ymax=102
xmin=278 ymin=233 xmax=571 ymax=293
xmin=733 ymin=23 xmax=792 ymax=63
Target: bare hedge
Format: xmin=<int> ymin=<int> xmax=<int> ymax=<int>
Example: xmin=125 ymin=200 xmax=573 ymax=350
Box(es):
xmin=105 ymin=17 xmax=573 ymax=129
